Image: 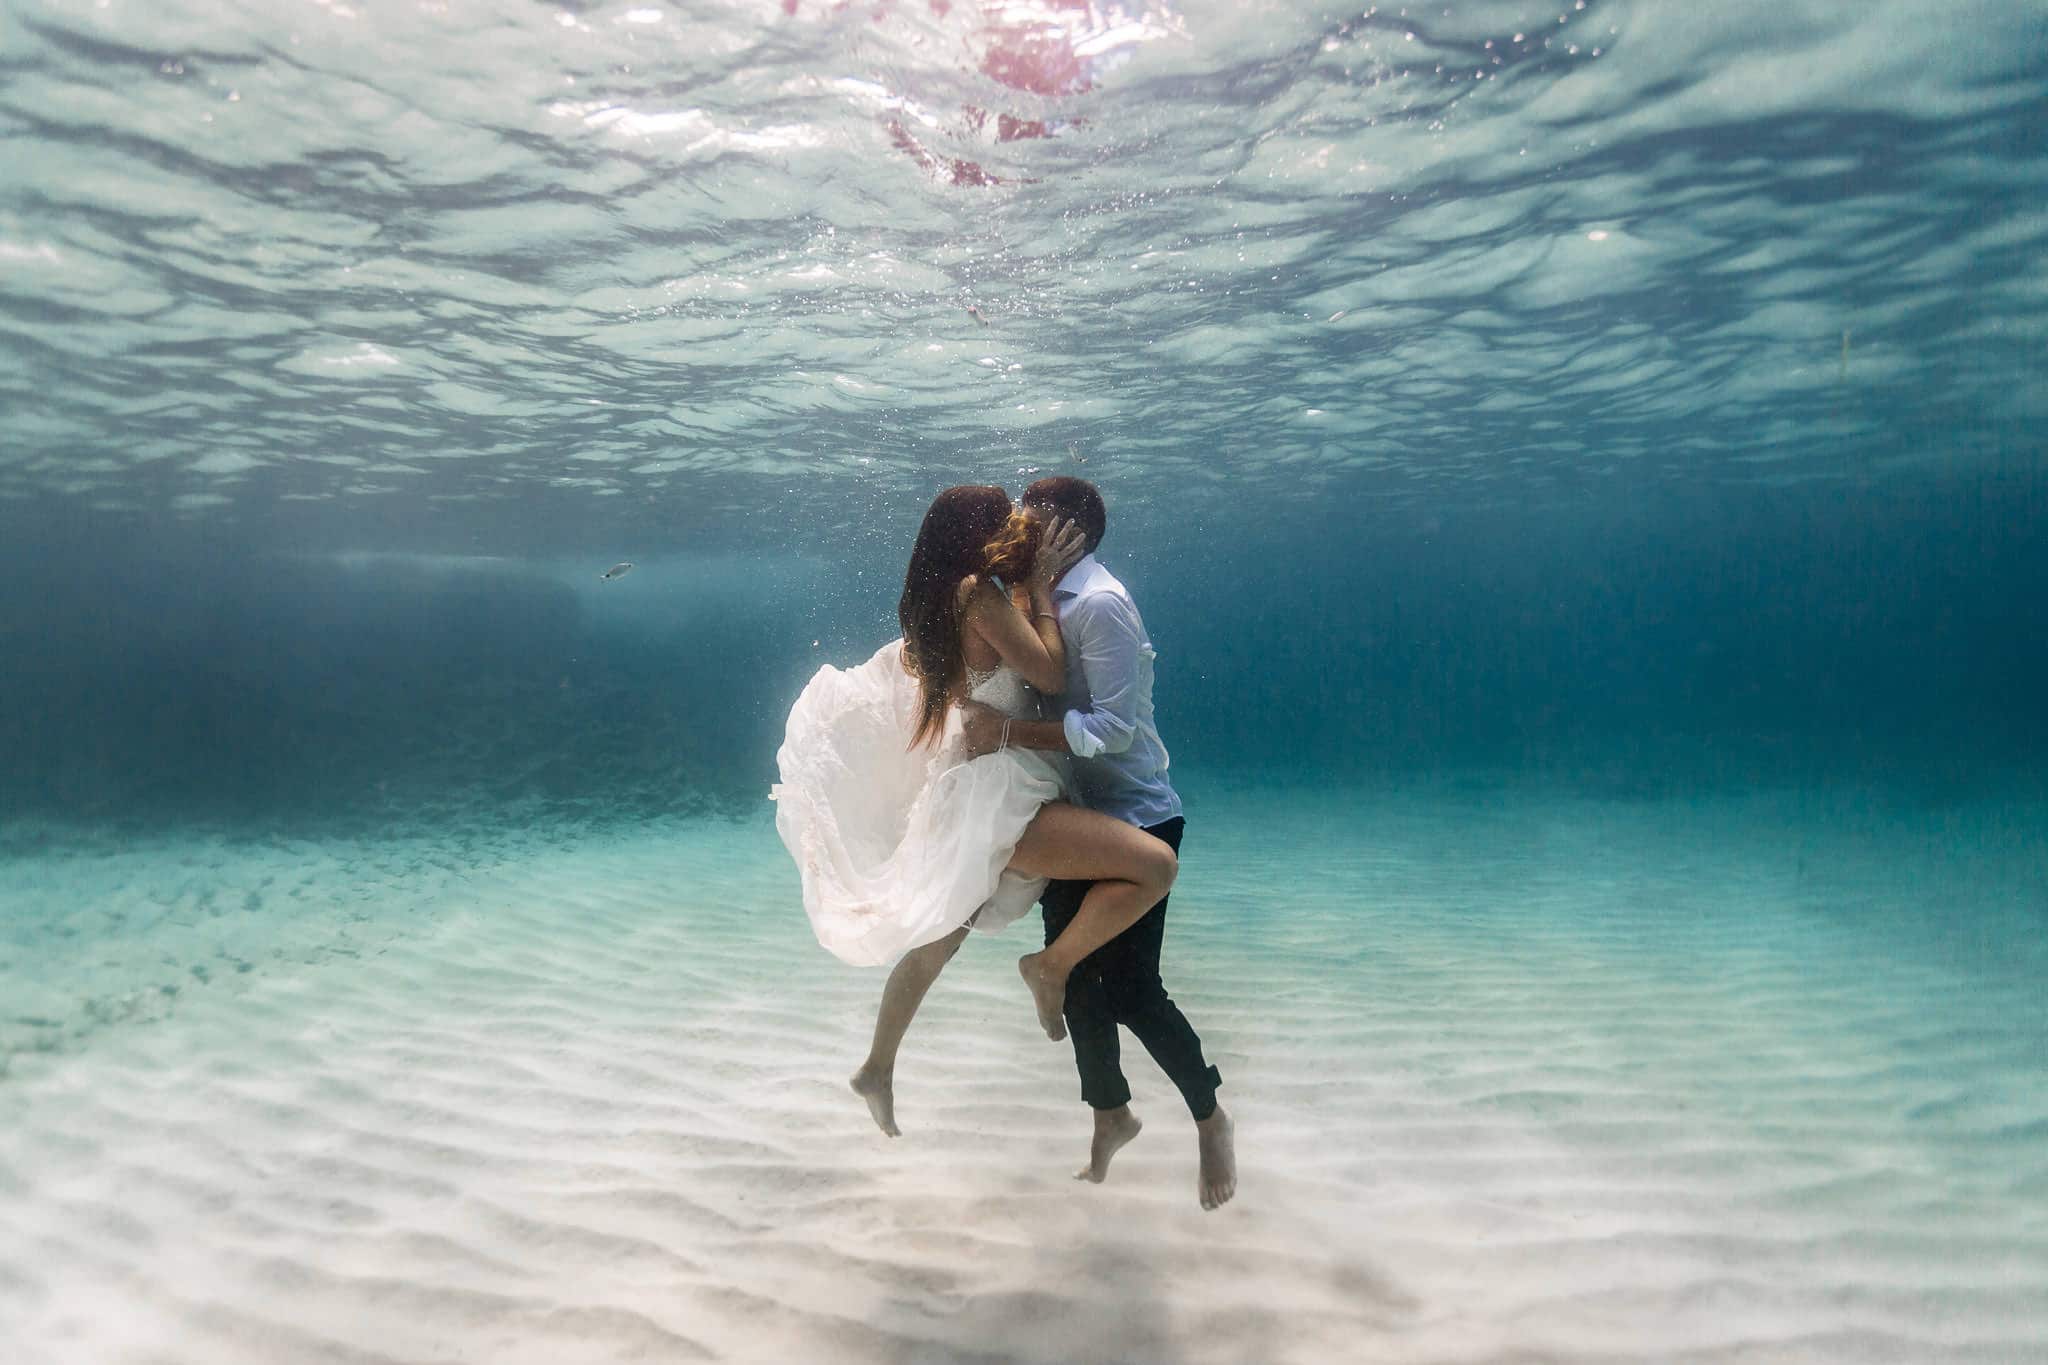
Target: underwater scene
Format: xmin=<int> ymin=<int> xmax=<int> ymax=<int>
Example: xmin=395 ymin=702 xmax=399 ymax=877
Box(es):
xmin=1 ymin=0 xmax=2044 ymax=1360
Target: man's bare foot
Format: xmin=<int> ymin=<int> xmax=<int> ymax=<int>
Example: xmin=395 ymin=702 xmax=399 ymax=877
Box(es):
xmin=1016 ymin=952 xmax=1068 ymax=1041
xmin=1075 ymin=1106 xmax=1143 ymax=1183
xmin=1196 ymin=1106 xmax=1236 ymax=1210
xmin=849 ymin=1065 xmax=900 ymax=1137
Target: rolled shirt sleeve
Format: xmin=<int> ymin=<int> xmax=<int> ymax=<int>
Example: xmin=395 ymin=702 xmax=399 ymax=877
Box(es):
xmin=1061 ymin=592 xmax=1146 ymax=758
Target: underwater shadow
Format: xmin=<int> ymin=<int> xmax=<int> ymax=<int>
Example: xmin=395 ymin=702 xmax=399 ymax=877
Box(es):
xmin=940 ymin=1195 xmax=1415 ymax=1363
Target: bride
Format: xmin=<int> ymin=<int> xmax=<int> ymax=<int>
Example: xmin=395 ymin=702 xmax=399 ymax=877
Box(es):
xmin=773 ymin=485 xmax=1181 ymax=1136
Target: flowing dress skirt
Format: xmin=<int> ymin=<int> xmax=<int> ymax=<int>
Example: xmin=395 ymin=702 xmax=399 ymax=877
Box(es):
xmin=772 ymin=640 xmax=1065 ymax=966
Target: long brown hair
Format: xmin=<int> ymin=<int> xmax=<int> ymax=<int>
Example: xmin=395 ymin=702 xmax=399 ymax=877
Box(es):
xmin=898 ymin=486 xmax=1043 ymax=746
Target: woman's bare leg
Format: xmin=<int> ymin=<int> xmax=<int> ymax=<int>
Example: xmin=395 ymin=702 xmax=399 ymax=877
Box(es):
xmin=1006 ymin=803 xmax=1177 ymax=1040
xmin=849 ymin=925 xmax=969 ymax=1135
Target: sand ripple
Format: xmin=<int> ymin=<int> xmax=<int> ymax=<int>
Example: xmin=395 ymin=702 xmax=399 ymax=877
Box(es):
xmin=1 ymin=788 xmax=2044 ymax=1362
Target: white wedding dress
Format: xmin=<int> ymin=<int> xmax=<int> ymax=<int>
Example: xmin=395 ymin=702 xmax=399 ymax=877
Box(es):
xmin=772 ymin=639 xmax=1069 ymax=967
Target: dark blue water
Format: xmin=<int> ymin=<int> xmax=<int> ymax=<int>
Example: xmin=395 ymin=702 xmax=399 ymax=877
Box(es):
xmin=5 ymin=471 xmax=2044 ymax=841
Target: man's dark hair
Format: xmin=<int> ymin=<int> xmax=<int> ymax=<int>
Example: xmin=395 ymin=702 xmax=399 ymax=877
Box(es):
xmin=1021 ymin=476 xmax=1106 ymax=554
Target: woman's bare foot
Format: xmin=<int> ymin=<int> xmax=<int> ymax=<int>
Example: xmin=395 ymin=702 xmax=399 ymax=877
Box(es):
xmin=1196 ymin=1106 xmax=1236 ymax=1210
xmin=1074 ymin=1106 xmax=1143 ymax=1183
xmin=1016 ymin=952 xmax=1068 ymax=1041
xmin=849 ymin=1065 xmax=900 ymax=1137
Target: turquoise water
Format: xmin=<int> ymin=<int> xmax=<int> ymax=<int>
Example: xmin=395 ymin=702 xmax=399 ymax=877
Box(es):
xmin=1 ymin=1 xmax=2046 ymax=1360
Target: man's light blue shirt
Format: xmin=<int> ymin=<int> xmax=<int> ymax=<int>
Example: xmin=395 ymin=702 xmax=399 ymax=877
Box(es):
xmin=1051 ymin=554 xmax=1182 ymax=829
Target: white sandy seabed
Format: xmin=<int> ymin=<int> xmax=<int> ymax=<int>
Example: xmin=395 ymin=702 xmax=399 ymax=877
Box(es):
xmin=1 ymin=782 xmax=2045 ymax=1364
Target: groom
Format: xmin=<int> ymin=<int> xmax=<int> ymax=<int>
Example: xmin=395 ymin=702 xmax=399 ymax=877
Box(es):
xmin=963 ymin=477 xmax=1236 ymax=1211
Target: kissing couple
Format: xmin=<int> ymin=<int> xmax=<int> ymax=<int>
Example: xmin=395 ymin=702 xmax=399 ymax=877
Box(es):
xmin=774 ymin=477 xmax=1235 ymax=1210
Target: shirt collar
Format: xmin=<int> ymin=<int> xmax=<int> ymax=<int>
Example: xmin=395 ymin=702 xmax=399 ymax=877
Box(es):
xmin=1054 ymin=553 xmax=1110 ymax=600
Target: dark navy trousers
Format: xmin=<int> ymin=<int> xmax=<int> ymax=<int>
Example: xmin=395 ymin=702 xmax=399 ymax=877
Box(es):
xmin=1040 ymin=817 xmax=1221 ymax=1120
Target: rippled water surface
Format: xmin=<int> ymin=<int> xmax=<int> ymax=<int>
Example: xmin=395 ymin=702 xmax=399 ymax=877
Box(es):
xmin=2 ymin=0 xmax=2043 ymax=549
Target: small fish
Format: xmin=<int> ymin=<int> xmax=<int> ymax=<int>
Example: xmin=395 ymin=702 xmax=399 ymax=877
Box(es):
xmin=967 ymin=305 xmax=988 ymax=326
xmin=601 ymin=562 xmax=634 ymax=580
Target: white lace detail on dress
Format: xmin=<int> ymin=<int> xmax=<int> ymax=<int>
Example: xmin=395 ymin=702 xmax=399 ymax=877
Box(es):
xmin=966 ymin=662 xmax=1040 ymax=720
